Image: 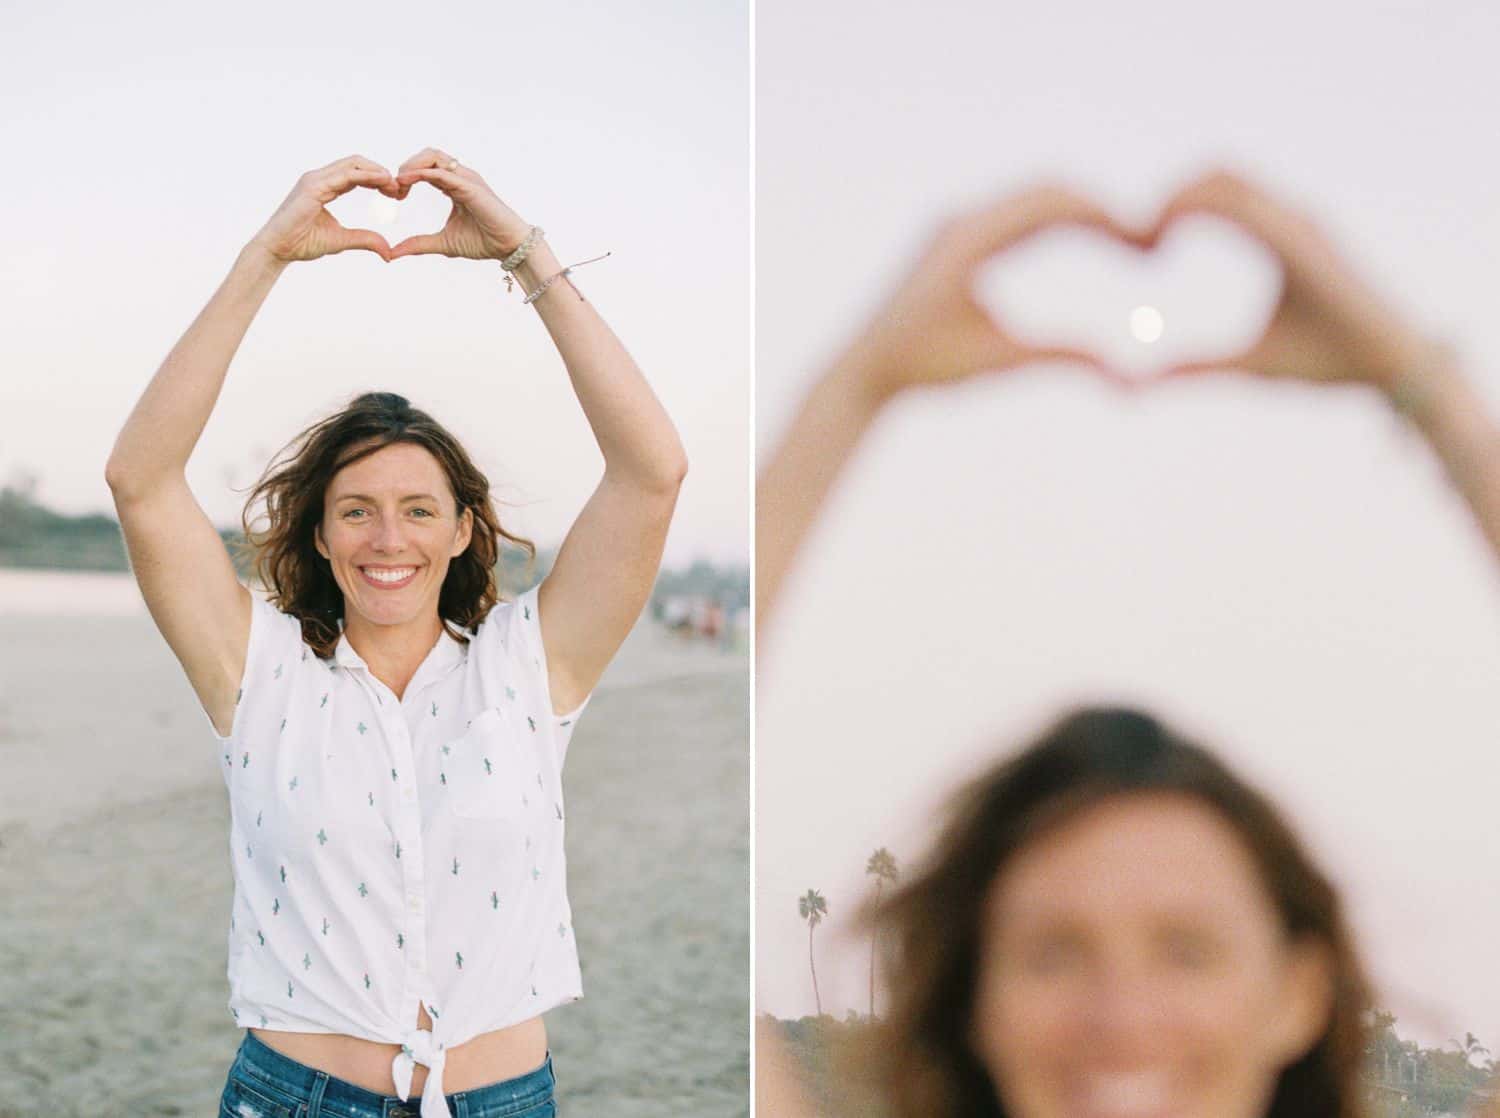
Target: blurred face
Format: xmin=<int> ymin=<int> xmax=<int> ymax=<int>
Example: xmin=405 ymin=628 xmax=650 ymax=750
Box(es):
xmin=971 ymin=793 xmax=1333 ymax=1118
xmin=313 ymin=441 xmax=473 ymax=630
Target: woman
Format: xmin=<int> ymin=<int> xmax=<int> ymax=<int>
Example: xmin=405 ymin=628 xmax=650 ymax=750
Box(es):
xmin=105 ymin=150 xmax=687 ymax=1118
xmin=755 ymin=170 xmax=1500 ymax=1116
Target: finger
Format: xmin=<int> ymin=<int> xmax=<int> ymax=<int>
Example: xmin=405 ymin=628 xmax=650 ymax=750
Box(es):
xmin=387 ymin=233 xmax=447 ymax=261
xmin=961 ymin=184 xmax=1147 ymax=266
xmin=398 ymin=147 xmax=460 ymax=175
xmin=1155 ymin=343 xmax=1266 ymax=381
xmin=335 ymin=226 xmax=394 ymax=261
xmin=310 ymin=159 xmax=396 ymax=203
xmin=394 ymin=165 xmax=475 ymax=200
xmin=1018 ymin=342 xmax=1116 ymax=371
xmin=1156 ymin=358 xmax=1230 ymax=380
xmin=1147 ymin=168 xmax=1310 ymax=260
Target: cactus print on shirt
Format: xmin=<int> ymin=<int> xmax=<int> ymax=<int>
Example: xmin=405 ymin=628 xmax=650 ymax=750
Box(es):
xmin=203 ymin=582 xmax=590 ymax=1118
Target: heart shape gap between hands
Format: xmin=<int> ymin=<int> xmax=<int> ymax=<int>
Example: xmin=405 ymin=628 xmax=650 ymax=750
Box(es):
xmin=972 ymin=213 xmax=1284 ymax=384
xmin=326 ymin=182 xmax=454 ymax=258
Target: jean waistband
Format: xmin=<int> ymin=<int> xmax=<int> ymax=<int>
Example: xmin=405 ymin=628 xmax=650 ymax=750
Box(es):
xmin=234 ymin=1029 xmax=555 ymax=1116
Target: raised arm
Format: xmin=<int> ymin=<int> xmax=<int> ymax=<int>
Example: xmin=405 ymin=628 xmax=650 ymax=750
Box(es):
xmin=1142 ymin=169 xmax=1500 ymax=568
xmin=1389 ymin=354 xmax=1500 ymax=561
xmin=756 ymin=184 xmax=1143 ymax=634
xmin=105 ymin=154 xmax=399 ymax=736
xmin=385 ymin=149 xmax=688 ymax=715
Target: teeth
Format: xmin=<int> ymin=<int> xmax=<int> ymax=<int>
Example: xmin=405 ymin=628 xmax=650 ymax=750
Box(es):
xmin=364 ymin=567 xmax=415 ymax=583
xmin=1083 ymin=1071 xmax=1169 ymax=1116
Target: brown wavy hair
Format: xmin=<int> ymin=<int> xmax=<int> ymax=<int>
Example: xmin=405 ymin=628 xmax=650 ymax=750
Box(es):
xmin=231 ymin=391 xmax=535 ymax=658
xmin=845 ymin=704 xmax=1371 ymax=1118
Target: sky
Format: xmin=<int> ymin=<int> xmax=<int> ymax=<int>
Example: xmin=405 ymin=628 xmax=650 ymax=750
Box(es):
xmin=755 ymin=0 xmax=1500 ymax=1051
xmin=0 ymin=0 xmax=748 ymax=567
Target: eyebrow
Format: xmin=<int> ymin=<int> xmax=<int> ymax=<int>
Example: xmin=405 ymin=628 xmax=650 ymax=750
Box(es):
xmin=334 ymin=493 xmax=441 ymax=504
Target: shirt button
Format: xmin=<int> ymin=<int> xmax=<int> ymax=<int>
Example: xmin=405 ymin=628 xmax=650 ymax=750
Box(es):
xmin=403 ymin=787 xmax=416 ymax=801
xmin=409 ymin=897 xmax=421 ymax=912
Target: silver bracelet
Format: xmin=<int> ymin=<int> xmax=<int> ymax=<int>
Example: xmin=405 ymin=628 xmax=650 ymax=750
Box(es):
xmin=519 ymin=251 xmax=613 ymax=306
xmin=1382 ymin=339 xmax=1498 ymax=484
xmin=1384 ymin=337 xmax=1458 ymax=426
xmin=523 ymin=267 xmax=572 ymax=305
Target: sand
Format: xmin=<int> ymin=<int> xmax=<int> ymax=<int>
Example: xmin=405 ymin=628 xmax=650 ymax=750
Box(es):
xmin=0 ymin=583 xmax=748 ymax=1117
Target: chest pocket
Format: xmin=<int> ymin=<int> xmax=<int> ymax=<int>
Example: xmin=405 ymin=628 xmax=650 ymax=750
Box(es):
xmin=447 ymin=706 xmax=541 ymax=820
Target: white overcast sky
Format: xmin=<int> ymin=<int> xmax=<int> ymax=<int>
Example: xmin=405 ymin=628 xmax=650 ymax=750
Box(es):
xmin=0 ymin=0 xmax=748 ymax=567
xmin=756 ymin=0 xmax=1500 ymax=1050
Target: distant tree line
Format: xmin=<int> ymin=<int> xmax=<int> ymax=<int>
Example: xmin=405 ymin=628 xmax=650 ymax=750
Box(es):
xmin=0 ymin=485 xmax=747 ymax=606
xmin=762 ymin=1011 xmax=1497 ymax=1118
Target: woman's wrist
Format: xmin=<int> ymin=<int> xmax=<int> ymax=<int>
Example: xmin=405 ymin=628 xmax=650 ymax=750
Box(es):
xmin=1382 ymin=340 xmax=1499 ymax=476
xmin=240 ymin=238 xmax=293 ymax=279
xmin=509 ymin=237 xmax=561 ymax=295
xmin=823 ymin=337 xmax=905 ymax=422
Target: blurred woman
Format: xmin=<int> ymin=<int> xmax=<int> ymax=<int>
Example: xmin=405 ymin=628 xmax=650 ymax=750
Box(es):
xmin=755 ymin=170 xmax=1500 ymax=1117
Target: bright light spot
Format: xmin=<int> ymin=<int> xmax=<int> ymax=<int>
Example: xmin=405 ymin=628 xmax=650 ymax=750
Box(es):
xmin=367 ymin=196 xmax=400 ymax=226
xmin=1130 ymin=304 xmax=1164 ymax=343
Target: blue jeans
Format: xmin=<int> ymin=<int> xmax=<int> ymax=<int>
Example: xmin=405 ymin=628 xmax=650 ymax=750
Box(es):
xmin=219 ymin=1029 xmax=557 ymax=1118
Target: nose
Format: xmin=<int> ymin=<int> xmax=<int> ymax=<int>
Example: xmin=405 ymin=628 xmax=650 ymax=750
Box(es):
xmin=1081 ymin=963 xmax=1166 ymax=1047
xmin=371 ymin=512 xmax=409 ymax=553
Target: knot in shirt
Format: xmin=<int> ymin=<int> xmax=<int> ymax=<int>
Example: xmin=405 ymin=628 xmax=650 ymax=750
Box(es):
xmin=392 ymin=1027 xmax=449 ymax=1118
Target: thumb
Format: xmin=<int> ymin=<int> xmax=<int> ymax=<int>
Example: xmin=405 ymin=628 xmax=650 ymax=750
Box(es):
xmin=1156 ymin=344 xmax=1258 ymax=380
xmin=336 ymin=226 xmax=393 ymax=261
xmin=388 ymin=233 xmax=447 ymax=261
xmin=1018 ymin=342 xmax=1115 ymax=375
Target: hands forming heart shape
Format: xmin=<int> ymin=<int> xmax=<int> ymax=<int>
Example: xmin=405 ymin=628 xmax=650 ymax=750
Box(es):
xmin=848 ymin=168 xmax=1440 ymax=400
xmin=249 ymin=149 xmax=532 ymax=267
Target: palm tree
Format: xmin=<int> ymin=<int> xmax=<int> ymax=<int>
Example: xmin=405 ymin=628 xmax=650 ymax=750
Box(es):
xmin=1369 ymin=1009 xmax=1397 ymax=1081
xmin=865 ymin=847 xmax=899 ymax=1018
xmin=798 ymin=888 xmax=828 ymax=1017
xmin=1453 ymin=1031 xmax=1490 ymax=1067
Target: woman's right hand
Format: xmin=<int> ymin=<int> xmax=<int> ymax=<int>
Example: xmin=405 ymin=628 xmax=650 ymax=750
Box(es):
xmin=248 ymin=155 xmax=401 ymax=264
xmin=841 ymin=183 xmax=1149 ymax=401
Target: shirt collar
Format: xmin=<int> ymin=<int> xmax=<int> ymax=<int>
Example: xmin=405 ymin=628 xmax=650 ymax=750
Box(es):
xmin=333 ymin=617 xmax=470 ymax=678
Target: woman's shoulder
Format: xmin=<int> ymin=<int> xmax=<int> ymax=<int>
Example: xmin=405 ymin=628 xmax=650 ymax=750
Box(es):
xmin=248 ymin=592 xmax=330 ymax=665
xmin=469 ymin=584 xmax=543 ymax=658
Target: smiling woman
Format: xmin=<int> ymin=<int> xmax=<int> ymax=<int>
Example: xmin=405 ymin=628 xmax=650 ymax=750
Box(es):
xmin=236 ymin=394 xmax=530 ymax=663
xmin=104 ymin=149 xmax=688 ymax=1118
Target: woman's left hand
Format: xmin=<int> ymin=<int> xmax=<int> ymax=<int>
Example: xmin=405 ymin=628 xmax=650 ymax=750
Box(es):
xmin=386 ymin=148 xmax=533 ymax=262
xmin=1144 ymin=168 xmax=1436 ymax=392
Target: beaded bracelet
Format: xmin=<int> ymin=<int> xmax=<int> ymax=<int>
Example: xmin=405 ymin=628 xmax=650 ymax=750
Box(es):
xmin=501 ymin=226 xmax=544 ymax=273
xmin=1380 ymin=336 xmax=1452 ymax=426
xmin=519 ymin=251 xmax=613 ymax=305
xmin=1382 ymin=339 xmax=1499 ymax=485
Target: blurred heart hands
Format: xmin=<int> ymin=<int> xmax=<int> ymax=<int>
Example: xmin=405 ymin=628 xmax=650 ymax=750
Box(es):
xmin=847 ymin=183 xmax=1154 ymax=400
xmin=383 ymin=147 xmax=534 ymax=262
xmin=961 ymin=168 xmax=1432 ymax=396
xmin=1138 ymin=168 xmax=1430 ymax=393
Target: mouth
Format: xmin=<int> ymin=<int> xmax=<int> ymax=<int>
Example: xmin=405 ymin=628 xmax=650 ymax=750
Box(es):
xmin=358 ymin=564 xmax=420 ymax=590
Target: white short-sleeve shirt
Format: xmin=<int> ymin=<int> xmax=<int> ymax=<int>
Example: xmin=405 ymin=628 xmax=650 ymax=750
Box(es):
xmin=205 ymin=582 xmax=590 ymax=1118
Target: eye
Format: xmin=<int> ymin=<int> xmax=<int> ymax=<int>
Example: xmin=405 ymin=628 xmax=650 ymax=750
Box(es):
xmin=411 ymin=508 xmax=434 ymax=518
xmin=1019 ymin=934 xmax=1087 ymax=976
xmin=343 ymin=508 xmax=366 ymax=519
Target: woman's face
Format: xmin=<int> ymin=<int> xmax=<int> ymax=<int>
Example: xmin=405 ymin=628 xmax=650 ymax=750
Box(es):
xmin=971 ymin=792 xmax=1333 ymax=1118
xmin=314 ymin=441 xmax=473 ymax=629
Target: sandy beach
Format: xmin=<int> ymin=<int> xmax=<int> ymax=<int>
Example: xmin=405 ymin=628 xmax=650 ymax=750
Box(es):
xmin=0 ymin=572 xmax=748 ymax=1116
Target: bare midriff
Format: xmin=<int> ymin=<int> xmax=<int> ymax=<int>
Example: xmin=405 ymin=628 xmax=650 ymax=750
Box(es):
xmin=250 ymin=1002 xmax=547 ymax=1097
